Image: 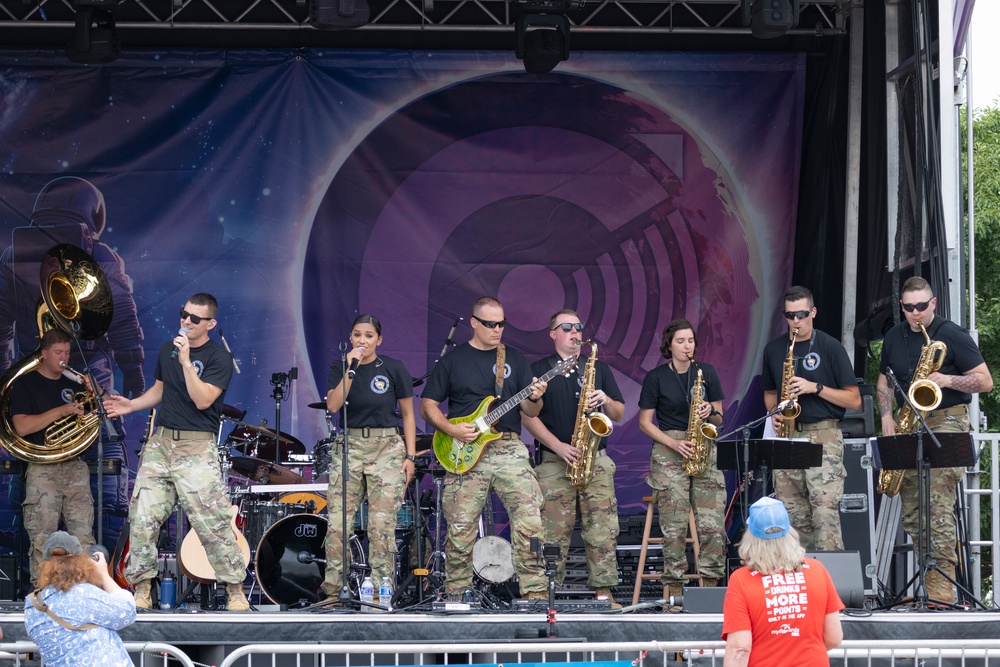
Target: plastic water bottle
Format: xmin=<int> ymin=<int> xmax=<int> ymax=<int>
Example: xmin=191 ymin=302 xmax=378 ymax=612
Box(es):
xmin=379 ymin=576 xmax=393 ymax=611
xmin=360 ymin=576 xmax=375 ymax=612
xmin=159 ymin=570 xmax=176 ymax=610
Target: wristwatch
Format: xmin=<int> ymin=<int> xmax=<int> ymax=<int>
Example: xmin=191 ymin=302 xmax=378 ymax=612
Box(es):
xmin=405 ymin=454 xmax=416 ymax=462
xmin=815 ymin=383 xmax=825 ymax=395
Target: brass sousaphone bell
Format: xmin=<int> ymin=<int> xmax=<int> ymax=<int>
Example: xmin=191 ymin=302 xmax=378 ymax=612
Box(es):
xmin=0 ymin=244 xmax=114 ymax=463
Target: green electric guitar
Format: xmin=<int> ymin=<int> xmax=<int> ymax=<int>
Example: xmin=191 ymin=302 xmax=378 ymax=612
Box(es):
xmin=433 ymin=357 xmax=576 ymax=474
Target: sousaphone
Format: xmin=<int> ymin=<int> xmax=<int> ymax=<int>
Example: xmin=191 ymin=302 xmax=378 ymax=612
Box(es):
xmin=0 ymin=244 xmax=113 ymax=463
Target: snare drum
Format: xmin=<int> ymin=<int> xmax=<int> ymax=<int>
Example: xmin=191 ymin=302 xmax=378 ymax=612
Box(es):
xmin=242 ymin=500 xmax=309 ymax=553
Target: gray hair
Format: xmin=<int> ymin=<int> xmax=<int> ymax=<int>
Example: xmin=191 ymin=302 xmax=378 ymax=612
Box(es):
xmin=737 ymin=526 xmax=806 ymax=575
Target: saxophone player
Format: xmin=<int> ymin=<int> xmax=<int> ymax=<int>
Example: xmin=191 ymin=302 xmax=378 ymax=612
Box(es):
xmin=9 ymin=328 xmax=96 ymax=586
xmin=876 ymin=276 xmax=992 ymax=603
xmin=762 ymin=286 xmax=860 ymax=552
xmin=523 ymin=310 xmax=625 ymax=607
xmin=638 ymin=319 xmax=726 ymax=601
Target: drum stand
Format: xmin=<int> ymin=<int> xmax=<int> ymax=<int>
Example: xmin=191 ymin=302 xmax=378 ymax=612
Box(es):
xmin=425 ymin=466 xmax=448 ymax=598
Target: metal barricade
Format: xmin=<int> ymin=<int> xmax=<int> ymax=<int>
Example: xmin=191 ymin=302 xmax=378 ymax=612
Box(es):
xmin=0 ymin=641 xmax=195 ymax=666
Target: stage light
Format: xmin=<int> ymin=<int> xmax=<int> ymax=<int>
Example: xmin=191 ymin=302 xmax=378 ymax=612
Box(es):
xmin=308 ymin=0 xmax=370 ymax=30
xmin=741 ymin=0 xmax=800 ymax=39
xmin=515 ymin=13 xmax=570 ymax=74
xmin=65 ymin=6 xmax=121 ymax=64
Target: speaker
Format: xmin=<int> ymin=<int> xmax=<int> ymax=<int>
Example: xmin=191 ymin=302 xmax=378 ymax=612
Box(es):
xmin=749 ymin=0 xmax=799 ymax=38
xmin=682 ymin=586 xmax=727 ymax=613
xmin=0 ymin=556 xmax=17 ymax=601
xmin=805 ymin=550 xmax=866 ymax=608
xmin=840 ymin=437 xmax=876 ymax=594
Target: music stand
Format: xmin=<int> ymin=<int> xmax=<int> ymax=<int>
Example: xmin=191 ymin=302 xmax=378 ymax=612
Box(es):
xmin=717 ymin=437 xmax=822 ymax=526
xmin=873 ymin=430 xmax=983 ymax=610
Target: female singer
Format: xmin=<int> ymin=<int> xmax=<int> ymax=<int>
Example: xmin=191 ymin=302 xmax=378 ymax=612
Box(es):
xmin=638 ymin=318 xmax=727 ymax=601
xmin=320 ymin=314 xmax=417 ymax=605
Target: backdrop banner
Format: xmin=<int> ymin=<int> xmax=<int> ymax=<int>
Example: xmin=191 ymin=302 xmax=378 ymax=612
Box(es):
xmin=0 ymin=47 xmax=804 ymax=563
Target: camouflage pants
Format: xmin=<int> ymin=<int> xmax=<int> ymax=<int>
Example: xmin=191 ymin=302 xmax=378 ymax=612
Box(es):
xmin=898 ymin=408 xmax=970 ymax=568
xmin=535 ymin=449 xmax=620 ymax=588
xmin=23 ymin=458 xmax=95 ymax=584
xmin=127 ymin=429 xmax=246 ymax=585
xmin=646 ymin=433 xmax=727 ymax=585
xmin=322 ymin=434 xmax=407 ymax=597
xmin=773 ymin=424 xmax=845 ymax=551
xmin=442 ymin=436 xmax=546 ymax=593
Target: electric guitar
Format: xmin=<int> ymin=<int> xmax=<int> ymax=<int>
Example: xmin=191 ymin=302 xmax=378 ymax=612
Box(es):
xmin=433 ymin=357 xmax=576 ymax=474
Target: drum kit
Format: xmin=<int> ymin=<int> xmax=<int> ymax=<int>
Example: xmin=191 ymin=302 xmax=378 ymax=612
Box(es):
xmin=175 ymin=394 xmax=515 ymax=609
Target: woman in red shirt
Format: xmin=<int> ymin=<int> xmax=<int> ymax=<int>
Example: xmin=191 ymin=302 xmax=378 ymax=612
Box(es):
xmin=722 ymin=497 xmax=844 ymax=667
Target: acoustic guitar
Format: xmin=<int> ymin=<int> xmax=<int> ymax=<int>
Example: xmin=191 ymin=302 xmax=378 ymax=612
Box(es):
xmin=432 ymin=357 xmax=575 ymax=474
xmin=177 ymin=505 xmax=252 ymax=584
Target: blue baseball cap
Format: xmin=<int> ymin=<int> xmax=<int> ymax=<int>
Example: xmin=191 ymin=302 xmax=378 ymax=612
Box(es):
xmin=747 ymin=497 xmax=790 ymax=539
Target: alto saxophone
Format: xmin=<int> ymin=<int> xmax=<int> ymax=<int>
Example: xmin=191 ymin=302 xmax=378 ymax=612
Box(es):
xmin=567 ymin=341 xmax=614 ymax=489
xmin=684 ymin=355 xmax=719 ymax=477
xmin=777 ymin=327 xmax=801 ymax=438
xmin=877 ymin=322 xmax=946 ymax=496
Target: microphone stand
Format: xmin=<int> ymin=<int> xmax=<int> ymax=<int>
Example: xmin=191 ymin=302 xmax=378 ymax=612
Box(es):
xmin=269 ymin=368 xmax=295 ymax=465
xmin=337 ymin=344 xmax=354 ymax=608
xmin=69 ymin=325 xmax=117 ymax=547
xmin=412 ymin=317 xmax=462 ymax=388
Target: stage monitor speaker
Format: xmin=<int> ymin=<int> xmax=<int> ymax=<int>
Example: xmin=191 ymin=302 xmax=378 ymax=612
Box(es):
xmin=682 ymin=586 xmax=727 ymax=613
xmin=805 ymin=550 xmax=865 ymax=609
xmin=0 ymin=555 xmax=17 ymax=601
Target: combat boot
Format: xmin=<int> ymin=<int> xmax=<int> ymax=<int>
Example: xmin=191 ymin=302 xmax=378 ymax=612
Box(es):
xmin=663 ymin=583 xmax=683 ymax=612
xmin=594 ymin=586 xmax=622 ymax=609
xmin=701 ymin=578 xmax=720 ymax=587
xmin=226 ymin=582 xmax=250 ymax=611
xmin=133 ymin=579 xmax=152 ymax=610
xmin=524 ymin=591 xmax=548 ymax=601
xmin=925 ymin=567 xmax=956 ymax=604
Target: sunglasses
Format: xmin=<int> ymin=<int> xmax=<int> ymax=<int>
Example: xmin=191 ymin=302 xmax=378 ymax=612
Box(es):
xmin=553 ymin=323 xmax=584 ymax=332
xmin=179 ymin=308 xmax=212 ymax=325
xmin=900 ymin=300 xmax=931 ymax=313
xmin=473 ymin=315 xmax=507 ymax=329
xmin=783 ymin=310 xmax=812 ymax=320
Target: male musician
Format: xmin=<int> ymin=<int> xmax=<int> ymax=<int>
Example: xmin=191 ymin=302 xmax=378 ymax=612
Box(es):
xmin=762 ymin=286 xmax=860 ymax=551
xmin=420 ymin=296 xmax=549 ymax=598
xmin=876 ymin=276 xmax=992 ymax=603
xmin=104 ymin=293 xmax=249 ymax=611
xmin=10 ymin=328 xmax=96 ymax=584
xmin=522 ymin=309 xmax=625 ymax=607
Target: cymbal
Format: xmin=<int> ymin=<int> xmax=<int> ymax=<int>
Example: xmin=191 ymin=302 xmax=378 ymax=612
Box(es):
xmin=227 ymin=423 xmax=306 ymax=461
xmin=230 ymin=457 xmax=304 ymax=485
xmin=307 ymin=402 xmax=328 ymax=410
xmin=221 ymin=403 xmax=247 ymax=420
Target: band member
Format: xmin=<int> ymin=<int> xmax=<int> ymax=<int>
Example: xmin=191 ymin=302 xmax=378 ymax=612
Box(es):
xmin=321 ymin=314 xmax=417 ymax=603
xmin=420 ymin=296 xmax=548 ymax=598
xmin=762 ymin=286 xmax=860 ymax=551
xmin=876 ymin=276 xmax=992 ymax=603
xmin=522 ymin=310 xmax=625 ymax=607
xmin=10 ymin=328 xmax=96 ymax=584
xmin=638 ymin=319 xmax=726 ymax=600
xmin=104 ymin=293 xmax=249 ymax=611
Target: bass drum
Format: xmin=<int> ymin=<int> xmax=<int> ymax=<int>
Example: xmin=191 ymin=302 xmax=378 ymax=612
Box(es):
xmin=255 ymin=514 xmax=328 ymax=606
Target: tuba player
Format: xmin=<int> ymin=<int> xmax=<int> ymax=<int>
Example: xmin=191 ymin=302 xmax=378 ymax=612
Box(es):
xmin=522 ymin=309 xmax=625 ymax=607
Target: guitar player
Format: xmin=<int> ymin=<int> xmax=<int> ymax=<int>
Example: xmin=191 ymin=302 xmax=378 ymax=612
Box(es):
xmin=419 ymin=296 xmax=550 ymax=600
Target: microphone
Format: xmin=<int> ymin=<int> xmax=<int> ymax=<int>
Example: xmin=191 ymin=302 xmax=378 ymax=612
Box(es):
xmin=440 ymin=318 xmax=461 ymax=358
xmin=59 ymin=361 xmax=86 ymax=385
xmin=297 ymin=551 xmax=325 ymax=565
xmin=219 ymin=329 xmax=240 ymax=374
xmin=347 ymin=359 xmax=360 ymax=380
xmin=170 ymin=328 xmax=188 ymax=359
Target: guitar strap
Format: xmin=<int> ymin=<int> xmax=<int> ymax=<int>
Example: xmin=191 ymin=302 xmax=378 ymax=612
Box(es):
xmin=494 ymin=344 xmax=506 ymax=397
xmin=29 ymin=590 xmax=98 ymax=631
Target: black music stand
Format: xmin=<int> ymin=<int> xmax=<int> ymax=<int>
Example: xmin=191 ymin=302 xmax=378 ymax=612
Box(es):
xmin=873 ymin=430 xmax=983 ymax=610
xmin=717 ymin=437 xmax=822 ymax=526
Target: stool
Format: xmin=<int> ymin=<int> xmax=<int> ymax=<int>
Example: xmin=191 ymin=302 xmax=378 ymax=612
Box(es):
xmin=631 ymin=495 xmax=701 ymax=605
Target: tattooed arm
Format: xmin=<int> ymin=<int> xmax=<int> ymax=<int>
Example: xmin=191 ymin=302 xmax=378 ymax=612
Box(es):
xmin=876 ymin=373 xmax=896 ymax=436
xmin=928 ymin=362 xmax=994 ymax=395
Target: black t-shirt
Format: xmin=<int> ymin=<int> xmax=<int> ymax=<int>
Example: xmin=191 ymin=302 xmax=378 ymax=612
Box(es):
xmin=9 ymin=371 xmax=80 ymax=445
xmin=638 ymin=360 xmax=725 ymax=431
xmin=761 ymin=329 xmax=856 ymax=423
xmin=530 ymin=354 xmax=624 ymax=447
xmin=327 ymin=355 xmax=414 ymax=428
xmin=154 ymin=338 xmax=233 ymax=432
xmin=879 ymin=317 xmax=986 ymax=409
xmin=422 ymin=342 xmax=535 ymax=434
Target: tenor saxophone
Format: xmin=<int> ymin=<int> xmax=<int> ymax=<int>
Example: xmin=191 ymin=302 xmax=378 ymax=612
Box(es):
xmin=566 ymin=341 xmax=614 ymax=489
xmin=876 ymin=322 xmax=946 ymax=496
xmin=777 ymin=327 xmax=801 ymax=438
xmin=684 ymin=355 xmax=719 ymax=477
